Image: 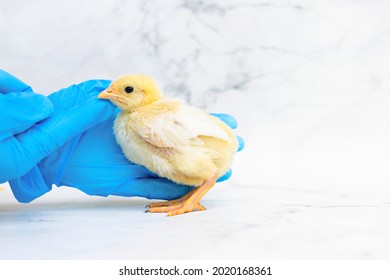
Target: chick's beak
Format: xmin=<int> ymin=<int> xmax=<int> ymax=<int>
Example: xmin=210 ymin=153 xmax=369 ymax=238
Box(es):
xmin=98 ymin=88 xmax=120 ymax=101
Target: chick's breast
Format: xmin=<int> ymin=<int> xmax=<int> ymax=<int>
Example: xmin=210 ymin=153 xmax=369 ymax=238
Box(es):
xmin=114 ymin=99 xmax=238 ymax=186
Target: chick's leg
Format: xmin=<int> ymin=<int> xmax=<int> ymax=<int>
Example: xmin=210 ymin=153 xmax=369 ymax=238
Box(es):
xmin=147 ymin=173 xmax=218 ymax=216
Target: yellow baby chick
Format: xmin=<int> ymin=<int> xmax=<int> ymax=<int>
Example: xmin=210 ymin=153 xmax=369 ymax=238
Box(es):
xmin=98 ymin=74 xmax=238 ymax=216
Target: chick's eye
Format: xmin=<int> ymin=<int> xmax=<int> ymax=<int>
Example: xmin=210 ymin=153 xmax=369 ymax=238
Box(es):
xmin=124 ymin=86 xmax=134 ymax=93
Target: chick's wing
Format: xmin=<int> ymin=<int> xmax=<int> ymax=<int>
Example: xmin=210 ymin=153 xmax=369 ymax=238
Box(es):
xmin=130 ymin=104 xmax=231 ymax=149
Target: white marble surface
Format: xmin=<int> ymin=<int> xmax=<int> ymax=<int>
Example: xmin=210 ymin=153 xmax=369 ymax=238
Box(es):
xmin=1 ymin=0 xmax=390 ymax=259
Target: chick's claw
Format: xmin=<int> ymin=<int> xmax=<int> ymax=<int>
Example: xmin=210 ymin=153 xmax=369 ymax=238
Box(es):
xmin=168 ymin=203 xmax=206 ymax=216
xmin=148 ymin=189 xmax=197 ymax=209
xmin=148 ymin=200 xmax=179 ymax=209
xmin=147 ymin=201 xmax=206 ymax=216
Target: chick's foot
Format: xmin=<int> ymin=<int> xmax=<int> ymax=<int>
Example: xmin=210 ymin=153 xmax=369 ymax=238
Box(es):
xmin=147 ymin=201 xmax=206 ymax=216
xmin=146 ymin=173 xmax=218 ymax=216
xmin=147 ymin=188 xmax=196 ymax=208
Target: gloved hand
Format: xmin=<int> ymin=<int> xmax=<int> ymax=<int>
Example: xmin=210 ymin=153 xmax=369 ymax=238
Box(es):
xmin=0 ymin=69 xmax=244 ymax=203
xmin=0 ymin=69 xmax=116 ymax=201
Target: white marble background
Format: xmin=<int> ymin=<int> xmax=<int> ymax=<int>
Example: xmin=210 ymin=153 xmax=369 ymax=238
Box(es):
xmin=1 ymin=0 xmax=390 ymax=259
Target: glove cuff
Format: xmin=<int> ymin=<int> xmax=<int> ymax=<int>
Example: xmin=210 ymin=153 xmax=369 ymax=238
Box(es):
xmin=9 ymin=166 xmax=52 ymax=203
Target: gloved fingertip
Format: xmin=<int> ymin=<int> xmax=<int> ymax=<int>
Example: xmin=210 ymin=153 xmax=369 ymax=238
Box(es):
xmin=210 ymin=113 xmax=238 ymax=129
xmin=236 ymin=136 xmax=245 ymax=152
xmin=80 ymin=79 xmax=112 ymax=95
xmin=217 ymin=169 xmax=232 ymax=183
xmin=48 ymin=79 xmax=112 ymax=109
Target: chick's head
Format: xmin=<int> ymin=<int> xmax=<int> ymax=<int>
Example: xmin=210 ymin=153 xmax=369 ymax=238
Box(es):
xmin=98 ymin=74 xmax=161 ymax=111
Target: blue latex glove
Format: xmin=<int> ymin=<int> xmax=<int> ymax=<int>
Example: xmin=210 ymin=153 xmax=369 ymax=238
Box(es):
xmin=0 ymin=69 xmax=244 ymax=203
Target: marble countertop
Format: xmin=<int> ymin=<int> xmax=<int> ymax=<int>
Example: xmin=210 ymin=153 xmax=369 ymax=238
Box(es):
xmin=1 ymin=181 xmax=390 ymax=259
